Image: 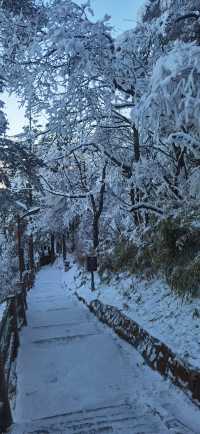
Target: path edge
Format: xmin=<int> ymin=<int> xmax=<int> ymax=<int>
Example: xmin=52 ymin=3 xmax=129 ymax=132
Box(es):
xmin=75 ymin=291 xmax=200 ymax=406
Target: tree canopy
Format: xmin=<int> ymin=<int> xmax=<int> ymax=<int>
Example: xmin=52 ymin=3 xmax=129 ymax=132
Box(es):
xmin=0 ymin=0 xmax=200 ymax=298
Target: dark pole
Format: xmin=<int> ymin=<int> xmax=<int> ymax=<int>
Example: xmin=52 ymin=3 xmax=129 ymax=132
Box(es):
xmin=91 ymin=271 xmax=95 ymax=291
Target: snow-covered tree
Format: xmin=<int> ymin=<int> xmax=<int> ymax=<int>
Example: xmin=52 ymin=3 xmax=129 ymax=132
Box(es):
xmin=137 ymin=42 xmax=200 ymax=211
xmin=1 ymin=0 xmax=38 ymax=15
xmin=0 ymin=0 xmax=199 ymax=298
xmin=141 ymin=0 xmax=200 ymax=45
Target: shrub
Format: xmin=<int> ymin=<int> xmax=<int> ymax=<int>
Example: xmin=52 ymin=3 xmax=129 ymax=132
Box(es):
xmin=112 ymin=239 xmax=138 ymax=272
xmin=169 ymin=255 xmax=200 ymax=298
xmin=97 ymin=215 xmax=200 ymax=297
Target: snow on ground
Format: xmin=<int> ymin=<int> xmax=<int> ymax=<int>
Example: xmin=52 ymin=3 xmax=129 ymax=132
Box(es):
xmin=62 ymin=259 xmax=200 ymax=370
xmin=12 ymin=260 xmax=200 ymax=433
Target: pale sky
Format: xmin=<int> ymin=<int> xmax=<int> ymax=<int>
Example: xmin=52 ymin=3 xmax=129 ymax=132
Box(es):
xmin=4 ymin=0 xmax=145 ymax=136
xmin=80 ymin=0 xmax=145 ymax=34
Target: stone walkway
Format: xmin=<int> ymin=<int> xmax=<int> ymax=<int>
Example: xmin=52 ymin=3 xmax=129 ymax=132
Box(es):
xmin=10 ymin=264 xmax=200 ymax=433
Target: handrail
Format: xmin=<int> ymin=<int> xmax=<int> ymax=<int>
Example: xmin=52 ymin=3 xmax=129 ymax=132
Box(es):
xmin=0 ymin=228 xmax=59 ymax=433
xmin=0 ymin=269 xmax=35 ymax=433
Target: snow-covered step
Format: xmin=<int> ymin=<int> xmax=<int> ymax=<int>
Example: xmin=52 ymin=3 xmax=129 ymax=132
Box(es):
xmin=10 ymin=402 xmax=171 ymax=433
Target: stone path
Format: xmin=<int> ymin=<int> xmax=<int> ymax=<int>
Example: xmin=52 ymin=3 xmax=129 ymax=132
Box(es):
xmin=10 ymin=264 xmax=200 ymax=433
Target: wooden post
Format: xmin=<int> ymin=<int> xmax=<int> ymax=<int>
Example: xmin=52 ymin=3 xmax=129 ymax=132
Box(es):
xmin=21 ymin=292 xmax=27 ymax=327
xmin=17 ymin=293 xmax=27 ymax=327
xmin=0 ymin=352 xmax=12 ymax=432
xmin=28 ymin=234 xmax=34 ymax=271
xmin=10 ymin=299 xmax=20 ymax=359
xmin=23 ymin=280 xmax=28 ymax=310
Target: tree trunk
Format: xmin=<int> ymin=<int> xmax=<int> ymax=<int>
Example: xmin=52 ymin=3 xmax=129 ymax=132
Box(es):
xmin=62 ymin=233 xmax=66 ymax=261
xmin=93 ymin=214 xmax=99 ymax=250
xmin=28 ymin=234 xmax=34 ymax=271
xmin=133 ymin=126 xmax=140 ymax=162
xmin=130 ymin=187 xmax=140 ymax=226
xmin=16 ymin=215 xmax=25 ymax=281
xmin=50 ymin=233 xmax=55 ymax=263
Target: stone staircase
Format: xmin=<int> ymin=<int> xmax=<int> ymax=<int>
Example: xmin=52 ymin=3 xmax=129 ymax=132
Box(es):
xmin=9 ymin=402 xmax=170 ymax=434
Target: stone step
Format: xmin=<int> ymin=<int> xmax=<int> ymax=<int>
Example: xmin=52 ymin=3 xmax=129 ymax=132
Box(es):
xmin=9 ymin=402 xmax=169 ymax=434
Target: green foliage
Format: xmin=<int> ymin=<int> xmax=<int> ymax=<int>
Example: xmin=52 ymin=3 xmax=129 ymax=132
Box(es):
xmin=112 ymin=240 xmax=138 ymax=272
xmin=169 ymin=256 xmax=200 ymax=297
xmin=99 ymin=217 xmax=200 ymax=298
xmin=99 ymin=237 xmax=154 ymax=280
xmin=147 ymin=217 xmax=200 ymax=297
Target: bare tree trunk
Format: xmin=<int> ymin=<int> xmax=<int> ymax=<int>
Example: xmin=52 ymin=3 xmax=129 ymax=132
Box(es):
xmin=28 ymin=234 xmax=34 ymax=271
xmin=16 ymin=215 xmax=25 ymax=282
xmin=133 ymin=125 xmax=140 ymax=162
xmin=62 ymin=233 xmax=66 ymax=261
xmin=132 ymin=127 xmax=149 ymax=225
xmin=173 ymin=145 xmax=188 ymax=185
xmin=130 ymin=187 xmax=140 ymax=226
xmin=50 ymin=233 xmax=55 ymax=263
xmin=90 ymin=163 xmax=107 ymax=251
xmin=93 ymin=214 xmax=100 ymax=250
xmin=129 ymin=126 xmax=142 ymax=225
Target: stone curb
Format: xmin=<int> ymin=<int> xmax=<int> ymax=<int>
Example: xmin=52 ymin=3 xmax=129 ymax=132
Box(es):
xmin=75 ymin=292 xmax=200 ymax=405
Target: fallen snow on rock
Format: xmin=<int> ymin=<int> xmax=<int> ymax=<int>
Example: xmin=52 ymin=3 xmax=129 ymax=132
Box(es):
xmin=62 ymin=259 xmax=200 ymax=370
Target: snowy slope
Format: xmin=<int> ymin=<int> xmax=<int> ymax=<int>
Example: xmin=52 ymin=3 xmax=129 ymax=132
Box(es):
xmin=63 ymin=261 xmax=200 ymax=370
